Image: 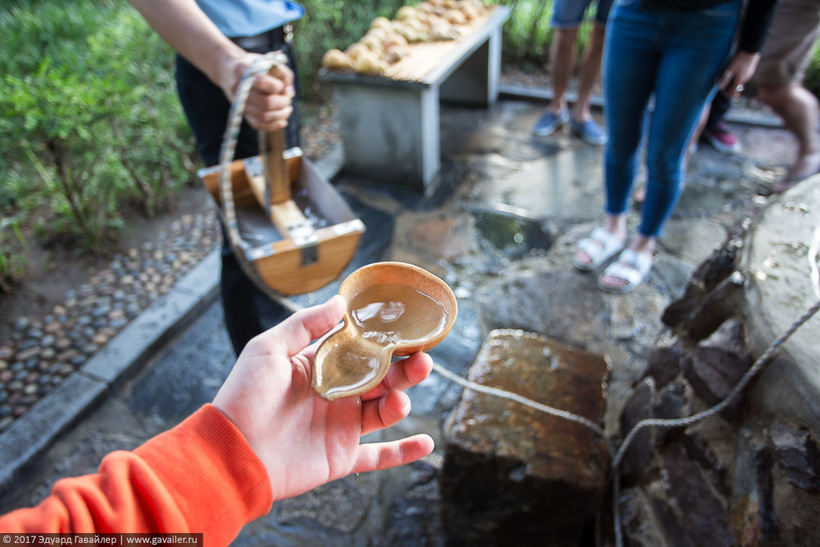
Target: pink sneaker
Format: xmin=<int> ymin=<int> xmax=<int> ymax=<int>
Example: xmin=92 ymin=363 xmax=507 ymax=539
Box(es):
xmin=702 ymin=122 xmax=741 ymax=154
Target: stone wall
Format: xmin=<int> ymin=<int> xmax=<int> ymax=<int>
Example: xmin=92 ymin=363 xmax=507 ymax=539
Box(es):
xmin=618 ymin=212 xmax=820 ymax=545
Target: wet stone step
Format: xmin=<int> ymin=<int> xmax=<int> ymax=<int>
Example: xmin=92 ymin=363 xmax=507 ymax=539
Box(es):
xmin=440 ymin=329 xmax=611 ymax=545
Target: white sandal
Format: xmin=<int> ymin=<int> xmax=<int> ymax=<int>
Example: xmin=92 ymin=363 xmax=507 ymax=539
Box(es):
xmin=597 ymin=249 xmax=652 ymax=293
xmin=572 ymin=227 xmax=625 ymax=272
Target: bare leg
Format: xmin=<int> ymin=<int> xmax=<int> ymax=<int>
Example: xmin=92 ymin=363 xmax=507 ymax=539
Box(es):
xmin=757 ymin=82 xmax=820 ymax=189
xmin=547 ymin=27 xmax=579 ymax=114
xmin=570 ymin=22 xmax=605 ymax=122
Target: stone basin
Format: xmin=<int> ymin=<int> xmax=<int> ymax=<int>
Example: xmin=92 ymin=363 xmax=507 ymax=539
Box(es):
xmin=741 ymin=178 xmax=820 ymax=430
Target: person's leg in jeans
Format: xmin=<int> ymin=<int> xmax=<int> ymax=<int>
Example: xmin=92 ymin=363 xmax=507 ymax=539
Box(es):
xmin=575 ymin=0 xmax=740 ymax=288
xmin=600 ymin=2 xmax=739 ymax=289
xmin=638 ymin=4 xmax=739 ymax=238
xmin=573 ymin=0 xmax=658 ymax=268
xmin=175 ymin=39 xmax=298 ymax=355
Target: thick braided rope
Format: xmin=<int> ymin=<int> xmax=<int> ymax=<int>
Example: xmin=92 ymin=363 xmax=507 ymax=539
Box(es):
xmin=218 ymin=51 xmax=289 ymax=300
xmin=612 ymin=297 xmax=820 ymax=470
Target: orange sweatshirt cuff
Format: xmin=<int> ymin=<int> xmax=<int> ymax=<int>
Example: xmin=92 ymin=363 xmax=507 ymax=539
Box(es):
xmin=133 ymin=404 xmax=273 ymax=543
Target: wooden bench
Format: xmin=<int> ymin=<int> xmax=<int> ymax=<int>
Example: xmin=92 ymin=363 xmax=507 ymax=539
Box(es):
xmin=321 ymin=6 xmax=511 ymax=194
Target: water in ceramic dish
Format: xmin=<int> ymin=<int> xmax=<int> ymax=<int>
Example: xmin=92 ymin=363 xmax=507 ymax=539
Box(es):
xmin=349 ymin=283 xmax=449 ymax=346
xmin=315 ymin=282 xmax=450 ymax=400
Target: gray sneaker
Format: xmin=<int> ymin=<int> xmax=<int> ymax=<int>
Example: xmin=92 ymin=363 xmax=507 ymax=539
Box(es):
xmin=569 ymin=117 xmax=607 ymax=145
xmin=532 ymin=109 xmax=569 ymax=137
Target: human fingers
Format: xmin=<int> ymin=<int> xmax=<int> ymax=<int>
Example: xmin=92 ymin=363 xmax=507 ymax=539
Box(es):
xmin=269 ymin=63 xmax=295 ymax=97
xmin=243 ymin=104 xmax=293 ymax=132
xmin=361 ymin=389 xmax=411 ymax=435
xmin=251 ymin=71 xmax=288 ymax=96
xmin=360 ymin=352 xmax=433 ymax=401
xmin=351 ymin=434 xmax=435 ymax=474
xmin=255 ymin=295 xmax=346 ymax=356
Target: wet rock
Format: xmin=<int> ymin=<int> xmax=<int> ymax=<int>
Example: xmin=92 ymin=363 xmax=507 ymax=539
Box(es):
xmin=656 ymin=446 xmax=734 ymax=546
xmin=769 ymin=424 xmax=820 ymax=492
xmin=477 ymin=268 xmax=609 ymax=348
xmin=441 ymin=330 xmax=610 ymax=544
xmin=0 ymin=346 xmax=13 ymax=360
xmin=738 ymin=436 xmax=779 ymax=543
xmin=681 ymin=430 xmax=729 ymax=494
xmin=662 ymin=231 xmax=745 ymax=329
xmin=392 ymin=211 xmax=473 ymax=266
xmin=618 ymin=378 xmax=655 ymax=479
xmin=646 ymin=331 xmax=684 ymax=388
xmin=15 ymin=346 xmax=39 ymax=361
xmin=652 ymin=380 xmax=686 ymax=444
xmin=618 ymin=487 xmax=666 ymax=547
xmin=275 ymin=472 xmax=378 ymax=533
xmin=681 ymin=272 xmax=746 ymax=341
xmin=376 ymin=461 xmax=444 ymax=546
xmin=681 ymin=318 xmax=751 ymax=416
xmin=12 ymin=318 xmax=29 ymax=332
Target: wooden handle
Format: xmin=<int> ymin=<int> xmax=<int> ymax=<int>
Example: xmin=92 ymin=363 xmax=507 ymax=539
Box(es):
xmin=260 ymin=128 xmax=291 ymax=204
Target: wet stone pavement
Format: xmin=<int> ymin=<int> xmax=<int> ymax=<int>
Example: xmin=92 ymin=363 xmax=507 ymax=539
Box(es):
xmin=0 ymin=96 xmax=794 ymax=544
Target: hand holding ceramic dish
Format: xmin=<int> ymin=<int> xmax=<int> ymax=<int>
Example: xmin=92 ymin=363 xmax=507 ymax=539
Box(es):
xmin=313 ymin=262 xmax=457 ymax=400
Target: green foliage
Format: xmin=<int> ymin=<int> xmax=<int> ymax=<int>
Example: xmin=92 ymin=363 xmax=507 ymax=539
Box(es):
xmin=804 ymin=40 xmax=820 ymax=98
xmin=0 ymin=0 xmax=192 ymax=257
xmin=497 ymin=0 xmax=555 ymax=63
xmin=0 ymin=215 xmax=28 ymax=294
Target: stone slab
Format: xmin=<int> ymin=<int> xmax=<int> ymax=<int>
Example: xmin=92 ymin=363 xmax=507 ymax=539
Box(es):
xmin=741 ymin=179 xmax=820 ymax=432
xmin=441 ymin=329 xmax=611 ymax=542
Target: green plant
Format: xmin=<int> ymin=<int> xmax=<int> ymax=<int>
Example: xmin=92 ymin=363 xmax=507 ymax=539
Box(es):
xmin=0 ymin=0 xmax=193 ymax=255
xmin=87 ymin=8 xmax=194 ymax=217
xmin=0 ymin=215 xmax=28 ymax=294
xmin=1 ymin=61 xmax=127 ymax=252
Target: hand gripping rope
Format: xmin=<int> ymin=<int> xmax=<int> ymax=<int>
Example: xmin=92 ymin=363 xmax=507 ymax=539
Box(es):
xmin=217 ymin=51 xmax=291 ymax=302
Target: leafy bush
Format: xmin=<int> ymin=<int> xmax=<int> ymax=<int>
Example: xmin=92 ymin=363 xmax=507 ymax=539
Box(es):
xmin=0 ymin=1 xmax=192 ymax=254
xmin=0 ymin=215 xmax=27 ymax=294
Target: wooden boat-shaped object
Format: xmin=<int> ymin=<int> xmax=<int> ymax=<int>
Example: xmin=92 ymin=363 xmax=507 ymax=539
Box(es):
xmin=198 ymin=130 xmax=365 ymax=296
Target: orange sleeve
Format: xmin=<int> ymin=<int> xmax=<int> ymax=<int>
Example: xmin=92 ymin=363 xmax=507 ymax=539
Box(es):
xmin=0 ymin=404 xmax=273 ymax=545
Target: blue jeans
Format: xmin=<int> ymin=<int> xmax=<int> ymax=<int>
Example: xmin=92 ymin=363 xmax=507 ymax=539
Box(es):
xmin=602 ymin=0 xmax=740 ymax=237
xmin=552 ymin=0 xmax=615 ymax=28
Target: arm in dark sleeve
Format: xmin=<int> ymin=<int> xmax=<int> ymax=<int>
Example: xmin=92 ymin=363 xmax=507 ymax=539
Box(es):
xmin=739 ymin=0 xmax=779 ymax=52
